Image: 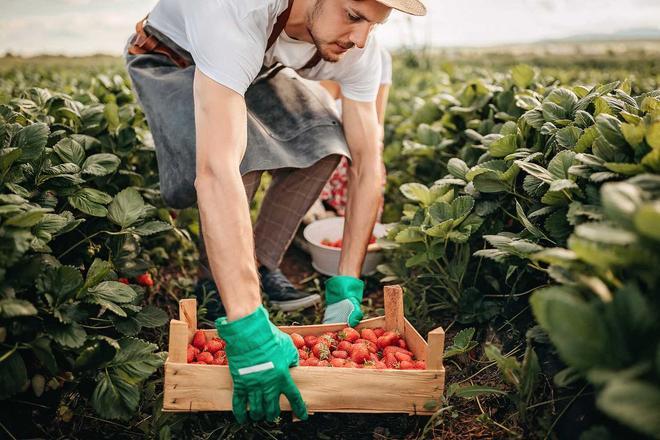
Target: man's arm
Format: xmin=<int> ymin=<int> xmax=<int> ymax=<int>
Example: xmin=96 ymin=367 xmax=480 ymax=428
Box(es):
xmin=338 ymin=97 xmax=384 ymax=277
xmin=193 ymin=68 xmax=261 ymax=321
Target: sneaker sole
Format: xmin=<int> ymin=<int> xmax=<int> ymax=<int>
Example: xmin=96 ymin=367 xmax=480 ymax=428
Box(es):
xmin=269 ymin=294 xmax=322 ymax=312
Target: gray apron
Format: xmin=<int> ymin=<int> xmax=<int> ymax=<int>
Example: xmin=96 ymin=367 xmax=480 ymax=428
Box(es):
xmin=122 ymin=25 xmax=351 ymax=209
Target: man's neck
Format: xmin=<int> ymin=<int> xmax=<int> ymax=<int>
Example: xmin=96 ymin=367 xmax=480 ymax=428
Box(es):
xmin=284 ymin=0 xmax=314 ymax=43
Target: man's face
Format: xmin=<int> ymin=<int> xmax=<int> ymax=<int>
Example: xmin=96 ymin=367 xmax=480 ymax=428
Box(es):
xmin=307 ymin=0 xmax=391 ymax=62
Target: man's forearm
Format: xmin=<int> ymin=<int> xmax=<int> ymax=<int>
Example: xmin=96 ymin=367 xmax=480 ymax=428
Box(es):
xmin=338 ymin=162 xmax=383 ymax=277
xmin=195 ymin=169 xmax=262 ymax=322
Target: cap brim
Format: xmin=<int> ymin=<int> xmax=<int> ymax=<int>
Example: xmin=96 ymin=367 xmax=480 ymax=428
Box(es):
xmin=376 ymin=0 xmax=427 ymax=16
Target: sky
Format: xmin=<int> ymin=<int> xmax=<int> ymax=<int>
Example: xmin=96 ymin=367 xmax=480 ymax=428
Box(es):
xmin=1 ymin=0 xmax=659 ymax=56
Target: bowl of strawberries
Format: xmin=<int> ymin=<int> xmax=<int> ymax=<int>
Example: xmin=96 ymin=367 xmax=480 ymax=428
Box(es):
xmin=302 ymin=216 xmax=388 ymax=276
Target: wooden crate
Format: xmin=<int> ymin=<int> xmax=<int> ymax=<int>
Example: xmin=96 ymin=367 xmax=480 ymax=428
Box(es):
xmin=163 ymin=285 xmax=445 ymax=415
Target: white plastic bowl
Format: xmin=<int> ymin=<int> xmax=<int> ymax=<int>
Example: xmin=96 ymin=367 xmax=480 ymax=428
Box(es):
xmin=302 ymin=217 xmax=388 ymax=276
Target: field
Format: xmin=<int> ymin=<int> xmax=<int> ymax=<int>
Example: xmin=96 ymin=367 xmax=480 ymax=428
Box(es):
xmin=0 ymin=41 xmax=659 ymax=439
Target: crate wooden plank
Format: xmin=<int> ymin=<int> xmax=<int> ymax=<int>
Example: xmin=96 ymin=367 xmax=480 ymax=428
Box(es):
xmin=163 ymin=361 xmax=444 ymax=415
xmin=426 ymin=327 xmax=445 ymax=370
xmin=165 ymin=284 xmax=446 ymax=415
xmin=384 ymin=285 xmax=405 ymax=335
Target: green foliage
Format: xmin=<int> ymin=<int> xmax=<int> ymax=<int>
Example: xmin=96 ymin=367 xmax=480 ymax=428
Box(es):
xmin=0 ymin=70 xmax=181 ymax=422
xmin=382 ymin=60 xmax=660 ymax=437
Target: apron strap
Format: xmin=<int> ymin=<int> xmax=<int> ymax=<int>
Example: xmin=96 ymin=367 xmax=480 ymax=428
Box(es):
xmin=267 ymin=0 xmax=295 ymax=51
xmin=267 ymin=0 xmax=323 ymax=72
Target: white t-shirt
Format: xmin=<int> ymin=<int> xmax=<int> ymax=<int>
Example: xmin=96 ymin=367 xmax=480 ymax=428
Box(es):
xmin=147 ymin=0 xmax=383 ymax=102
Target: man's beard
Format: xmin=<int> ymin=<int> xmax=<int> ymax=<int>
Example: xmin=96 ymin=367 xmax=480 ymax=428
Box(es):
xmin=307 ymin=0 xmax=354 ymax=62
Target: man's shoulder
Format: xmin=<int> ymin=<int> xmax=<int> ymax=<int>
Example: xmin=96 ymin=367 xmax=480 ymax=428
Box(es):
xmin=232 ymin=0 xmax=288 ymax=18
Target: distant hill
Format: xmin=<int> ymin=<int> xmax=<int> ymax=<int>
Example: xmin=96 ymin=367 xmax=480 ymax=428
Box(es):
xmin=539 ymin=27 xmax=660 ymax=43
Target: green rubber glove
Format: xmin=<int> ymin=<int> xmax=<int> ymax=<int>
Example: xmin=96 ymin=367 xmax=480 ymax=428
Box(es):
xmin=215 ymin=305 xmax=308 ymax=423
xmin=322 ymin=275 xmax=364 ymax=327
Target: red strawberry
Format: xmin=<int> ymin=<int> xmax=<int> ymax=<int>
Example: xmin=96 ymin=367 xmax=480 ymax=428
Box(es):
xmin=343 ymin=360 xmax=358 ymax=368
xmin=187 ymin=345 xmax=197 ymax=363
xmin=338 ymin=327 xmax=360 ymax=343
xmin=298 ymin=348 xmax=310 ymax=360
xmin=373 ymin=328 xmax=385 ymax=337
xmin=337 ymin=340 xmax=353 ymax=353
xmin=290 ymin=333 xmax=305 ymax=349
xmin=317 ymin=360 xmax=330 ymax=367
xmin=375 ymin=361 xmax=387 ymax=369
xmin=306 ymin=357 xmax=319 ymax=366
xmin=399 ymin=360 xmax=415 ymax=370
xmin=312 ymin=342 xmax=330 ymax=360
xmin=414 ymin=360 xmax=426 ymax=370
xmin=332 ymin=350 xmax=348 ymax=359
xmin=192 ymin=330 xmax=206 ymax=350
xmin=360 ymin=328 xmax=378 ymax=344
xmin=376 ymin=331 xmax=400 ymax=349
xmin=304 ymin=335 xmax=318 ymax=348
xmin=118 ymin=278 xmax=130 ymax=285
xmin=362 ymin=360 xmax=377 ymax=369
xmin=355 ymin=339 xmax=378 ymax=354
xmin=397 ymin=339 xmax=408 ymax=349
xmin=319 ymin=334 xmax=337 ymax=350
xmin=394 ymin=352 xmax=412 ymax=362
xmin=196 ymin=352 xmax=213 ymax=364
xmin=136 ymin=272 xmax=154 ymax=287
xmin=384 ymin=352 xmax=399 ymax=369
xmin=322 ymin=331 xmax=338 ymax=340
xmin=350 ymin=343 xmax=370 ymax=364
xmin=382 ymin=346 xmax=413 ymax=357
xmin=206 ymin=338 xmax=224 ymax=354
xmin=369 ymin=352 xmax=380 ymax=362
xmin=330 ymin=358 xmax=346 ymax=368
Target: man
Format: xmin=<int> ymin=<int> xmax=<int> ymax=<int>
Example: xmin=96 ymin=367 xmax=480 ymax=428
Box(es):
xmin=124 ymin=0 xmax=426 ymax=423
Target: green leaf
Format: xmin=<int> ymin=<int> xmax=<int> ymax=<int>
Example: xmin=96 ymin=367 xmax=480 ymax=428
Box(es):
xmin=83 ymin=258 xmax=113 ymax=290
xmin=75 ymin=336 xmax=119 ymax=370
xmin=511 ymin=64 xmax=535 ymax=89
xmin=132 ymin=221 xmax=172 ymax=236
xmin=5 ymin=207 xmax=52 ymax=227
xmin=530 ymin=286 xmax=609 ymax=371
xmin=453 ymin=384 xmax=507 ymax=399
xmin=134 ymin=305 xmax=169 ymax=328
xmin=621 ymin=123 xmax=646 ymax=148
xmin=447 ymin=158 xmax=469 ymax=180
xmin=12 ymin=122 xmax=49 ymax=162
xmin=85 ymin=281 xmax=138 ymax=317
xmin=31 ymin=336 xmax=58 ymax=374
xmin=574 ymin=222 xmax=637 ymax=245
xmin=451 ymin=196 xmax=475 ymax=224
xmin=596 ymin=379 xmax=660 ymax=439
xmin=646 ymin=121 xmax=660 ymax=149
xmin=633 ymin=201 xmax=660 ymax=241
xmin=53 ymin=138 xmax=85 ymax=166
xmin=68 ymin=188 xmax=113 ymax=217
xmin=399 ymin=183 xmax=431 ymax=205
xmin=548 ymin=150 xmax=576 ymax=180
xmin=108 ymin=188 xmax=144 ymax=228
xmin=601 ymin=182 xmax=642 ymax=228
xmin=0 ymin=349 xmax=28 ymax=399
xmin=489 ymin=134 xmax=517 ymax=157
xmin=596 ymin=114 xmax=626 ymax=147
xmin=91 ymin=371 xmax=140 ymax=420
xmin=394 ymin=227 xmax=425 ymax=243
xmin=82 ymin=153 xmax=121 ymax=176
xmin=50 ymin=322 xmax=87 ymax=348
xmin=0 ymin=299 xmax=38 ymax=318
xmin=556 ymin=126 xmax=583 ymax=150
xmin=516 ymin=201 xmax=551 ymax=241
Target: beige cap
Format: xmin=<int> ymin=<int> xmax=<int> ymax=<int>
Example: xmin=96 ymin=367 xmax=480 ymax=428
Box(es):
xmin=376 ymin=0 xmax=427 ymax=16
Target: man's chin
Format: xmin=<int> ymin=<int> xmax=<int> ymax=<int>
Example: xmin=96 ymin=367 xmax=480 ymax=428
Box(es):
xmin=319 ymin=47 xmax=346 ymax=63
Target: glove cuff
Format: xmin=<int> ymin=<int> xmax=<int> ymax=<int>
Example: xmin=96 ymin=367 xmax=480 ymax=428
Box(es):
xmin=325 ymin=275 xmax=364 ymax=305
xmin=215 ymin=304 xmax=275 ymax=356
